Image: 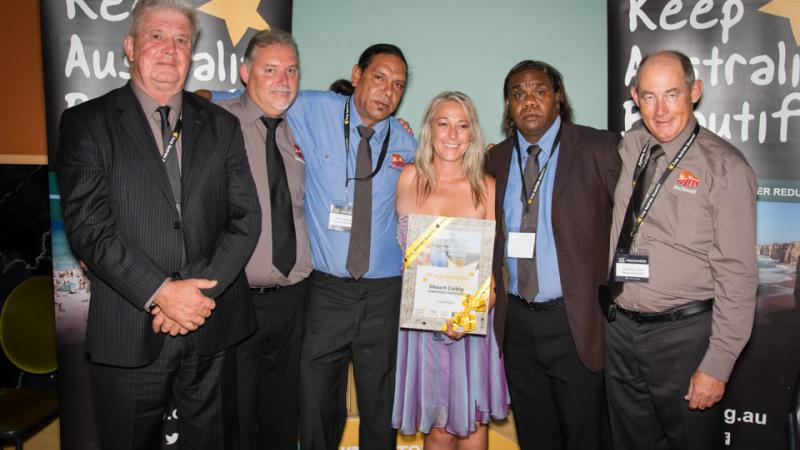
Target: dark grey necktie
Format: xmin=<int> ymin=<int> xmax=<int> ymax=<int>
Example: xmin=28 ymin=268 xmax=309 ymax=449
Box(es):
xmin=156 ymin=106 xmax=181 ymax=214
xmin=346 ymin=125 xmax=374 ymax=279
xmin=517 ymin=144 xmax=541 ymax=302
xmin=157 ymin=105 xmax=185 ymax=265
xmin=261 ymin=117 xmax=296 ymax=277
xmin=607 ymin=144 xmax=665 ymax=299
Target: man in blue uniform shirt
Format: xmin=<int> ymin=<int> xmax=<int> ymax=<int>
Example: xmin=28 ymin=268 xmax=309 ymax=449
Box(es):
xmin=285 ymin=44 xmax=417 ymax=450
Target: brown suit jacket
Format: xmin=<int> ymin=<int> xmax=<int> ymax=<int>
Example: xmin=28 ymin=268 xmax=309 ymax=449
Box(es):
xmin=486 ymin=122 xmax=621 ymax=371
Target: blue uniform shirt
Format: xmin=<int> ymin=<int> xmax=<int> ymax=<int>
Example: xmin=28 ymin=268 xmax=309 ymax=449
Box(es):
xmin=503 ymin=116 xmax=564 ymax=302
xmin=286 ymin=91 xmax=417 ymax=278
xmin=211 ymin=88 xmax=244 ymax=101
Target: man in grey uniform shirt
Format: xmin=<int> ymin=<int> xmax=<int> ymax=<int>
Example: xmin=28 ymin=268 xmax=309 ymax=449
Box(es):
xmin=603 ymin=50 xmax=758 ymax=450
xmin=218 ymin=29 xmax=310 ymax=450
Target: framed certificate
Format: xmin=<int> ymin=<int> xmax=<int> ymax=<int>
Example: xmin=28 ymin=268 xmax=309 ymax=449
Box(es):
xmin=399 ymin=214 xmax=496 ymax=335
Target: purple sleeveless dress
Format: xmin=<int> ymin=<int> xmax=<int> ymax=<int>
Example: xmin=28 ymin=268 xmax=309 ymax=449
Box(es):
xmin=392 ymin=216 xmax=510 ymax=436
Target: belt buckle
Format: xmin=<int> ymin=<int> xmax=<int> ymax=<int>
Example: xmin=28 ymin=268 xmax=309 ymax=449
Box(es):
xmin=531 ymin=297 xmax=563 ymax=312
xmin=250 ymin=285 xmax=279 ymax=294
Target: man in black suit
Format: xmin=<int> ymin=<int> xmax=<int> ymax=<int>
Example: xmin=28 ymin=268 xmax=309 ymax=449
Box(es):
xmin=55 ymin=1 xmax=260 ymax=449
xmin=486 ymin=60 xmax=621 ymax=450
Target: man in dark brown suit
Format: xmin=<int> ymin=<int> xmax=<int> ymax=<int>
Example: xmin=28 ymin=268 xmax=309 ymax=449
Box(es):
xmin=486 ymin=60 xmax=621 ymax=450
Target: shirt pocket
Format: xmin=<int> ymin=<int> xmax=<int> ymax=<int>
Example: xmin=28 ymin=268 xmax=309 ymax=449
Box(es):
xmin=675 ymin=189 xmax=701 ymax=245
xmin=640 ymin=186 xmax=694 ymax=246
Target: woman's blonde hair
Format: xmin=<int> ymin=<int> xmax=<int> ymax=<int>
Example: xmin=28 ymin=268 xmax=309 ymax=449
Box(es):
xmin=414 ymin=91 xmax=486 ymax=206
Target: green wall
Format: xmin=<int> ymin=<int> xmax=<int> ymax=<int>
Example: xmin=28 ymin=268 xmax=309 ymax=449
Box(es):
xmin=292 ymin=0 xmax=609 ymax=143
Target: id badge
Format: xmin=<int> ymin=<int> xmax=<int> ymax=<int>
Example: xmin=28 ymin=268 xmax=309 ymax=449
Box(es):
xmin=613 ymin=251 xmax=650 ymax=282
xmin=507 ymin=232 xmax=535 ymax=259
xmin=328 ymin=202 xmax=353 ymax=231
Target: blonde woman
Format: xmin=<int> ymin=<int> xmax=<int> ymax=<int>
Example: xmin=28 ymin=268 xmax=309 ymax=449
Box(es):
xmin=392 ymin=92 xmax=509 ymax=450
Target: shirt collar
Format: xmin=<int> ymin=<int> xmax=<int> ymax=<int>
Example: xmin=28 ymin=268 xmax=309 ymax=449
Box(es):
xmin=131 ymin=82 xmax=182 ymax=119
xmin=241 ymin=91 xmax=286 ymax=125
xmin=516 ymin=115 xmax=562 ymax=158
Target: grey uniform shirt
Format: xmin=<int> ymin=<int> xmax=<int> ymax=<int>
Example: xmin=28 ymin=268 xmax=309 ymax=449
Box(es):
xmin=132 ymin=84 xmax=183 ymax=166
xmin=219 ymin=94 xmax=311 ymax=287
xmin=609 ymin=118 xmax=758 ymax=381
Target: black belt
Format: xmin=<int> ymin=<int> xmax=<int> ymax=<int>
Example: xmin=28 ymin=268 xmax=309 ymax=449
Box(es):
xmin=616 ymin=299 xmax=713 ymax=323
xmin=310 ymin=270 xmax=399 ymax=284
xmin=511 ymin=294 xmax=564 ymax=312
xmin=249 ymin=285 xmax=282 ymax=294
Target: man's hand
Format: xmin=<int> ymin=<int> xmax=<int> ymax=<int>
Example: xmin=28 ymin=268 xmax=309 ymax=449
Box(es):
xmin=397 ymin=117 xmax=414 ymax=135
xmin=194 ymin=89 xmax=213 ymax=101
xmin=684 ymin=370 xmax=726 ymax=410
xmin=150 ymin=306 xmax=190 ymax=336
xmin=153 ymin=278 xmax=217 ymax=331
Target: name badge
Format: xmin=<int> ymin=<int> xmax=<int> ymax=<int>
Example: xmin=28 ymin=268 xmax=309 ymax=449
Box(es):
xmin=613 ymin=252 xmax=650 ymax=282
xmin=507 ymin=232 xmax=535 ymax=259
xmin=328 ymin=202 xmax=353 ymax=231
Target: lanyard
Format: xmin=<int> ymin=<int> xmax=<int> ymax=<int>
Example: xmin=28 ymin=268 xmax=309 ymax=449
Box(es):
xmin=628 ymin=123 xmax=700 ymax=240
xmin=343 ymin=97 xmax=391 ymax=188
xmin=161 ymin=114 xmax=183 ymax=164
xmin=513 ymin=125 xmax=562 ymax=214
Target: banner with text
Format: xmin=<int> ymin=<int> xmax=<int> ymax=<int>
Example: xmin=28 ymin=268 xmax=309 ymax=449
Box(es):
xmin=41 ymin=1 xmax=291 ymax=448
xmin=609 ymin=1 xmax=800 ymax=448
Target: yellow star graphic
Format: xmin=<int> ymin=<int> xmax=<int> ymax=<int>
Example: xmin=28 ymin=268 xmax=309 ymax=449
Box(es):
xmin=197 ymin=0 xmax=270 ymax=46
xmin=760 ymin=0 xmax=800 ymax=46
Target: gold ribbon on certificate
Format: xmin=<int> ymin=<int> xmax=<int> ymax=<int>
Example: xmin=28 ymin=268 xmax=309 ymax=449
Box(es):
xmin=403 ymin=216 xmax=455 ymax=270
xmin=399 ymin=214 xmax=496 ymax=335
xmin=442 ymin=276 xmax=491 ymax=333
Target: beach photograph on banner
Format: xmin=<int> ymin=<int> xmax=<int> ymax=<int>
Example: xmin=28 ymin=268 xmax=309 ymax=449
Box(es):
xmin=400 ymin=214 xmax=495 ymax=335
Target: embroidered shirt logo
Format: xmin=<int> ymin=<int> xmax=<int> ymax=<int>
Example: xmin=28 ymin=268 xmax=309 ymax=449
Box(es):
xmin=673 ymin=170 xmax=699 ymax=194
xmin=390 ymin=153 xmax=406 ymax=170
xmin=677 ymin=170 xmax=700 ymax=188
xmin=293 ymin=144 xmax=304 ymax=161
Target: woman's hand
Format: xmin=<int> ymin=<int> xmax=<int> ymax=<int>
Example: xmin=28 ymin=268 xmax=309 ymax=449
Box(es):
xmin=442 ymin=320 xmax=466 ymax=340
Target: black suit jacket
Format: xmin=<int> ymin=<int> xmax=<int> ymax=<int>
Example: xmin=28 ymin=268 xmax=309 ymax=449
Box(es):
xmin=55 ymin=83 xmax=261 ymax=367
xmin=486 ymin=122 xmax=621 ymax=371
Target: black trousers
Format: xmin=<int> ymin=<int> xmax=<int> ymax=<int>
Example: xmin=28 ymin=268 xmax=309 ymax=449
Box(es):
xmin=90 ymin=336 xmax=238 ymax=450
xmin=236 ymin=280 xmax=307 ymax=450
xmin=606 ymin=309 xmax=722 ymax=450
xmin=503 ymin=295 xmax=610 ymax=450
xmin=299 ymin=271 xmax=401 ymax=450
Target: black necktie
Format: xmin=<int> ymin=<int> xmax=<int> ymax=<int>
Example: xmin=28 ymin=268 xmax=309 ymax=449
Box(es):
xmin=607 ymin=144 xmax=665 ymax=298
xmin=261 ymin=117 xmax=296 ymax=277
xmin=157 ymin=106 xmax=181 ymax=213
xmin=517 ymin=144 xmax=541 ymax=302
xmin=346 ymin=125 xmax=374 ymax=279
